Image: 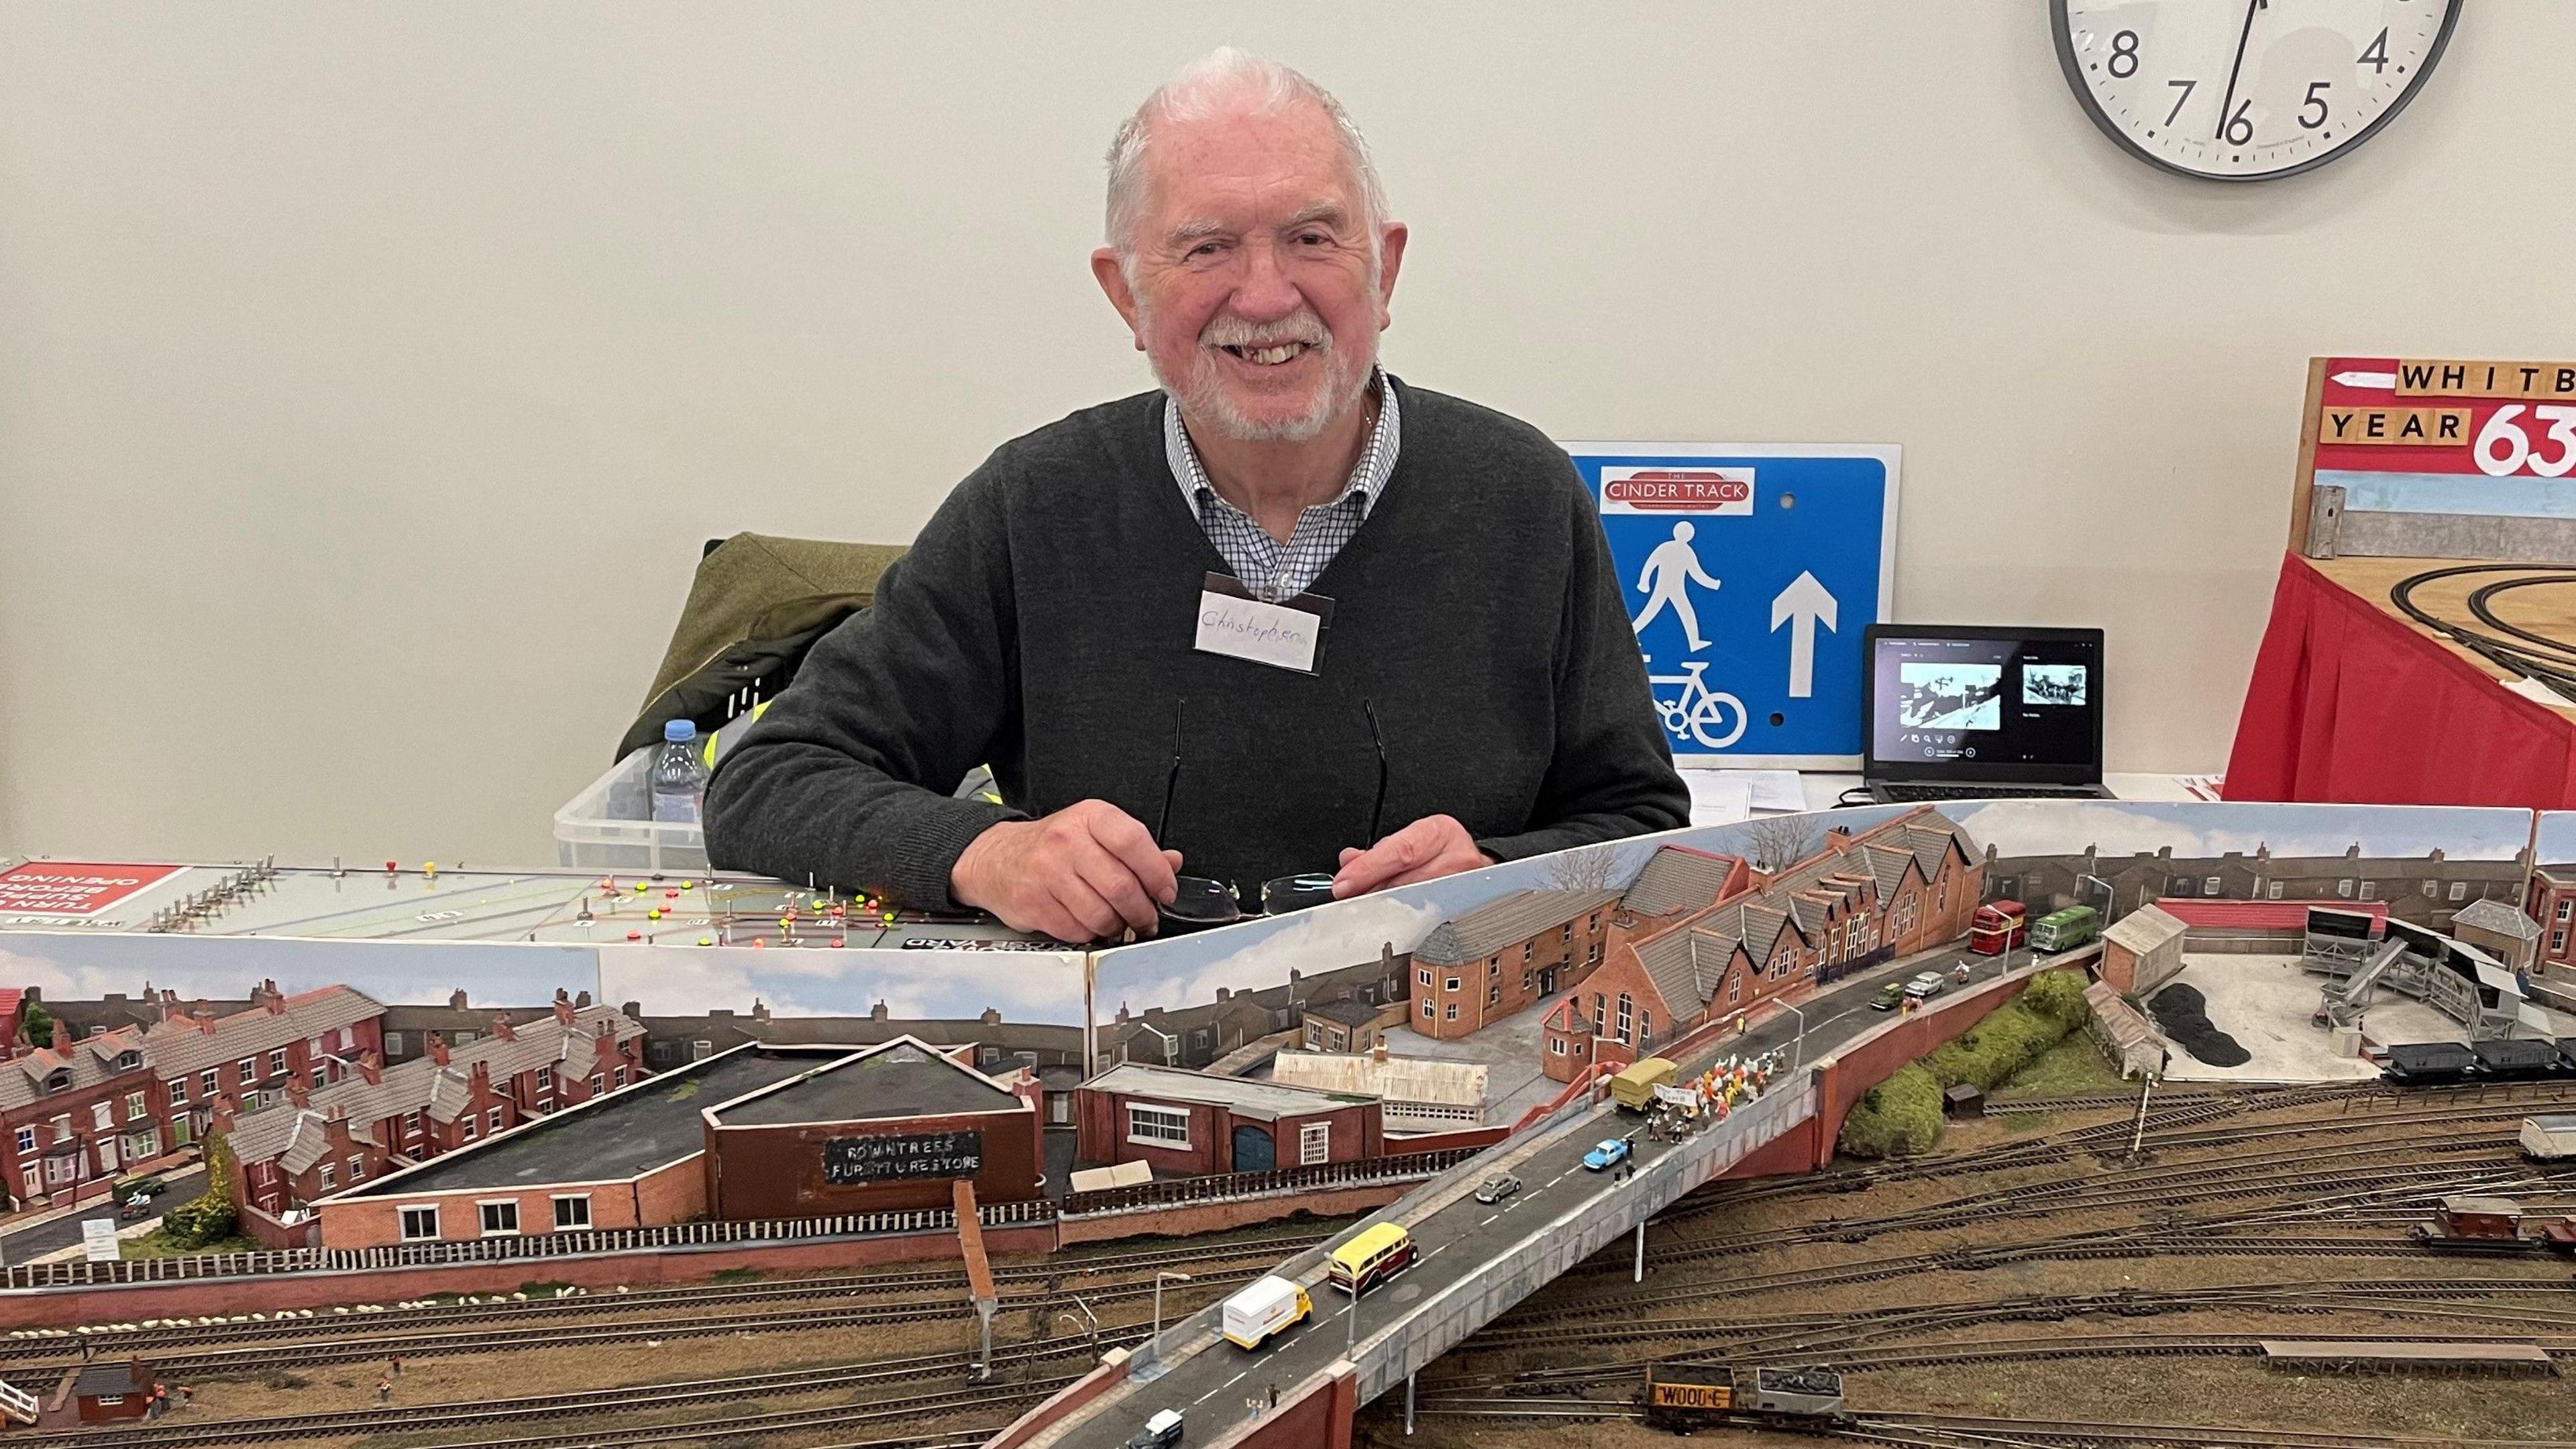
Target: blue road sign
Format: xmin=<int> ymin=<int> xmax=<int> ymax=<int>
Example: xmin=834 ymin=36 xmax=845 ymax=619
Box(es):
xmin=1562 ymin=442 xmax=1900 ymax=767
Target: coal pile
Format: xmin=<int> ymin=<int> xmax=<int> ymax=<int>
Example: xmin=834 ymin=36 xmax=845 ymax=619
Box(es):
xmin=2147 ymin=982 xmax=2251 ymax=1067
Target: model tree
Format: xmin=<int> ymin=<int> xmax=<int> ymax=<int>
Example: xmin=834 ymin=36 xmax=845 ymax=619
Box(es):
xmin=160 ymin=1132 xmax=239 ymax=1249
xmin=1743 ymin=816 xmax=1824 ymax=874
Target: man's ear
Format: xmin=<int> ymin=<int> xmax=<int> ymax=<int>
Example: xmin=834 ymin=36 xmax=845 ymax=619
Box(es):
xmin=1373 ymin=221 xmax=1409 ymax=331
xmin=1091 ymin=248 xmax=1145 ymax=350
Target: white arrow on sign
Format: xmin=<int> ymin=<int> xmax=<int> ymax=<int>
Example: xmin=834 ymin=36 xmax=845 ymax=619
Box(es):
xmin=1770 ymin=572 xmax=1839 ymax=699
xmin=2331 ymin=370 xmax=2398 ymax=390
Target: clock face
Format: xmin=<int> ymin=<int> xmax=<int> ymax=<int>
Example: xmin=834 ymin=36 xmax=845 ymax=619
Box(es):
xmin=2053 ymin=0 xmax=2459 ymax=180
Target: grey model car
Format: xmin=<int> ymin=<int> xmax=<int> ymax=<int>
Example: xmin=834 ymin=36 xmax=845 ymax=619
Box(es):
xmin=1473 ymin=1172 xmax=1523 ymax=1205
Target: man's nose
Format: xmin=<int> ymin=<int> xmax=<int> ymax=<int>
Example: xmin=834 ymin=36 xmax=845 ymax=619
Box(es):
xmin=1226 ymin=239 xmax=1303 ymax=320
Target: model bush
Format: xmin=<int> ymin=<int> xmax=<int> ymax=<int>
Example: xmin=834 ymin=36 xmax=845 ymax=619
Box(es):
xmin=161 ymin=1132 xmax=239 ymax=1248
xmin=1926 ymin=971 xmax=2092 ymax=1092
xmin=1838 ymin=1063 xmax=1943 ymax=1158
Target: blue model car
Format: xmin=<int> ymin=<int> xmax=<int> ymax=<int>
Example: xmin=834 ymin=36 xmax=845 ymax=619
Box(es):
xmin=1582 ymin=1138 xmax=1632 ymax=1172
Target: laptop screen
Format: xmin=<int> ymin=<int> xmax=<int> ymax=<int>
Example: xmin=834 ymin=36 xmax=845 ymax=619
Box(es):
xmin=1864 ymin=626 xmax=2104 ymax=784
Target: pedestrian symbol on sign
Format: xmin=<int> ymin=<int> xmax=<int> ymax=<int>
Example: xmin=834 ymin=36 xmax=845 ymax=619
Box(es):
xmin=1630 ymin=523 xmax=1722 ymax=651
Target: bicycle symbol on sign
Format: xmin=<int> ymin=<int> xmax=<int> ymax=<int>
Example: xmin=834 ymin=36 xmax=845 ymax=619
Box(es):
xmin=1646 ymin=655 xmax=1748 ymax=750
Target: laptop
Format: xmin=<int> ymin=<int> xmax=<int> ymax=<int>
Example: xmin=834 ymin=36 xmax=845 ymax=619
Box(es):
xmin=1862 ymin=625 xmax=2108 ymax=803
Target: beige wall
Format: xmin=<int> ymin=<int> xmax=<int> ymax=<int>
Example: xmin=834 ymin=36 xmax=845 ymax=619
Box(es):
xmin=3 ymin=3 xmax=2569 ymax=865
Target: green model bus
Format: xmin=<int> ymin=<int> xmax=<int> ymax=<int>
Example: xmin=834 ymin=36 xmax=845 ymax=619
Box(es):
xmin=2029 ymin=904 xmax=2100 ymax=953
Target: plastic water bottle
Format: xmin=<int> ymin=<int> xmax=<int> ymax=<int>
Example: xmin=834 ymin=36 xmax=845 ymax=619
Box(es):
xmin=651 ymin=719 xmax=708 ymax=824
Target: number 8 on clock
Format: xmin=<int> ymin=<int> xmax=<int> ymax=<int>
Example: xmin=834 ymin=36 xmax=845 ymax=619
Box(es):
xmin=2051 ymin=0 xmax=2459 ymax=181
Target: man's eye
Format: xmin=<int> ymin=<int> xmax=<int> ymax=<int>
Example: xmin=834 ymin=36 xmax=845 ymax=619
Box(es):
xmin=1190 ymin=241 xmax=1224 ymax=258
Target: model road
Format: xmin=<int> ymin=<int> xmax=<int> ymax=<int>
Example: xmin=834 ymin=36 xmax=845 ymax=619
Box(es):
xmin=1050 ymin=943 xmax=2039 ymax=1448
xmin=0 ymin=1165 xmax=206 ymax=1266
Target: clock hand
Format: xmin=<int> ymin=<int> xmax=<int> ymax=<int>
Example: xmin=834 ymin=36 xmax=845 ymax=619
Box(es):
xmin=2215 ymin=0 xmax=2267 ymax=141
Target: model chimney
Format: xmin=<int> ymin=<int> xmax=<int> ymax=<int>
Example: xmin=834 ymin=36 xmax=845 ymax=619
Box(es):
xmin=553 ymin=995 xmax=576 ymax=1027
xmin=358 ymin=1051 xmax=382 ymax=1086
xmin=449 ymin=989 xmax=469 ymax=1011
xmin=427 ymin=1032 xmax=450 ymax=1067
xmin=870 ymin=1000 xmax=890 ymax=1022
xmin=492 ymin=1016 xmax=516 ymax=1042
xmin=980 ymin=1007 xmax=1002 ymax=1025
xmin=284 ymin=1079 xmax=311 ymax=1109
xmin=49 ymin=1019 xmax=70 ymax=1053
xmin=751 ymin=998 xmax=771 ymax=1024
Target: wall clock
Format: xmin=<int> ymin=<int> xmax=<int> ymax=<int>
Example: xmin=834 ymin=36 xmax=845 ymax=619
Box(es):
xmin=2051 ymin=0 xmax=2460 ymax=180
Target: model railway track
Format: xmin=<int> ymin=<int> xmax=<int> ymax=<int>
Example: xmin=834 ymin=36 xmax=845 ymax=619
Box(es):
xmin=1601 ymin=1135 xmax=2542 ymax=1265
xmin=328 ymin=1374 xmax=1075 ymax=1449
xmin=1409 ymin=1401 xmax=2568 ymax=1448
xmin=1664 ymin=1085 xmax=2576 ymax=1217
xmin=1458 ymin=1275 xmax=2576 ymax=1360
xmin=12 ymin=1269 xmax=1256 ymax=1379
xmin=17 ymin=1332 xmax=1144 ymax=1449
xmin=7 ymin=1234 xmax=1326 ymax=1367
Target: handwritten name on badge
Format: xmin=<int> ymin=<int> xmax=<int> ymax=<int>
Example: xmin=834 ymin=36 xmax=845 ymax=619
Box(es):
xmin=1193 ymin=573 xmax=1330 ymax=674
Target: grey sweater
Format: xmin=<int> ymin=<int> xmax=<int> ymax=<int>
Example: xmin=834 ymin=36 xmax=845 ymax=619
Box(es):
xmin=703 ymin=380 xmax=1688 ymax=910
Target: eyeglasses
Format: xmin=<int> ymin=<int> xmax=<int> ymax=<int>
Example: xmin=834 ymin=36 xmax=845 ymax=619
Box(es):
xmin=1154 ymin=698 xmax=1387 ymax=932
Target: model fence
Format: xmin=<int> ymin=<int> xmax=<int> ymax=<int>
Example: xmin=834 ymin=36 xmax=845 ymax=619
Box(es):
xmin=2 ymin=1197 xmax=1057 ymax=1290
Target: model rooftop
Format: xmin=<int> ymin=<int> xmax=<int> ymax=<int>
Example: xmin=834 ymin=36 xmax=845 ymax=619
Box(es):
xmin=337 ymin=1044 xmax=833 ymax=1198
xmin=708 ymin=1037 xmax=1023 ymax=1125
xmin=1085 ymin=1063 xmax=1375 ymax=1122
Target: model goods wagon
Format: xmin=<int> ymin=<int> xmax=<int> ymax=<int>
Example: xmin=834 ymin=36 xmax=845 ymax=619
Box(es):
xmin=2381 ymin=1040 xmax=2478 ymax=1085
xmin=2029 ymin=904 xmax=2099 ymax=953
xmin=2471 ymin=1039 xmax=2575 ymax=1081
xmin=1640 ymin=1362 xmax=1844 ymax=1429
xmin=2523 ymin=1115 xmax=2576 ymax=1163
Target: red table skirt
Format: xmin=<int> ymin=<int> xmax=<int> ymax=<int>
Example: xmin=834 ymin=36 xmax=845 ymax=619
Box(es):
xmin=2224 ymin=552 xmax=2576 ymax=808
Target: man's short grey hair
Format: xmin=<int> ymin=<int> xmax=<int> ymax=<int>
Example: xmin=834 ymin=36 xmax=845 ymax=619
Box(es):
xmin=1104 ymin=47 xmax=1389 ymax=262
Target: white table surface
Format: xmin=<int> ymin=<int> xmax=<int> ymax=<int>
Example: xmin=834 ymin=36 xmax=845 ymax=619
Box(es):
xmin=1753 ymin=770 xmax=2212 ymax=813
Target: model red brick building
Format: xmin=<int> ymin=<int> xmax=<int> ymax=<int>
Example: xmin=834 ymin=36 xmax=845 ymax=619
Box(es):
xmin=1535 ymin=844 xmax=1753 ymax=1084
xmin=1 ymin=1020 xmax=164 ymax=1212
xmin=145 ymin=981 xmax=384 ymax=1146
xmin=1407 ymin=888 xmax=1619 ymax=1040
xmin=1073 ymin=1063 xmax=1382 ymax=1176
xmin=2529 ymin=866 xmax=2576 ymax=973
xmin=1544 ymin=807 xmax=1982 ymax=1081
xmin=220 ymin=994 xmax=646 ymax=1230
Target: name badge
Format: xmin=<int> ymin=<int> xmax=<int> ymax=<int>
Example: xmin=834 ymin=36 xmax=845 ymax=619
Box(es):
xmin=1194 ymin=572 xmax=1333 ymax=674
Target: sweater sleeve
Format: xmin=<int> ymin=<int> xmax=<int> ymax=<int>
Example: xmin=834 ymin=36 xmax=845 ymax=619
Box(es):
xmin=702 ymin=462 xmax=1026 ymax=910
xmin=1473 ymin=472 xmax=1690 ymax=863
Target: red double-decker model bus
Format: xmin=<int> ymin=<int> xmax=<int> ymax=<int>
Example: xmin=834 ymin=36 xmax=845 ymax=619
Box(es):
xmin=1967 ymin=900 xmax=2028 ymax=955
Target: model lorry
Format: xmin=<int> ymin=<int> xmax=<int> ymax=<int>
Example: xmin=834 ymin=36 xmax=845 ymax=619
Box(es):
xmin=1220 ymin=1275 xmax=1311 ymax=1349
xmin=1611 ymin=1057 xmax=1678 ymax=1111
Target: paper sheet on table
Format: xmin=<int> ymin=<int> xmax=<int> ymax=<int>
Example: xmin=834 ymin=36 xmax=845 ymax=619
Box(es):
xmin=1684 ymin=772 xmax=1754 ymax=826
xmin=1721 ymin=769 xmax=1807 ymax=812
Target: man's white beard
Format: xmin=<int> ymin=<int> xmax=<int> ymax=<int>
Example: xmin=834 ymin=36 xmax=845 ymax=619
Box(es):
xmin=1148 ymin=307 xmax=1374 ymax=445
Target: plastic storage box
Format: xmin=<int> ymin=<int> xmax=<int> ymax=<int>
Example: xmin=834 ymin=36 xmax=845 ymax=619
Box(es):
xmin=554 ymin=749 xmax=708 ymax=873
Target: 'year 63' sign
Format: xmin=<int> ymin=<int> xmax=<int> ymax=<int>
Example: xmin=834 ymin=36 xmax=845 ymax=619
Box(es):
xmin=1564 ymin=441 xmax=1900 ymax=769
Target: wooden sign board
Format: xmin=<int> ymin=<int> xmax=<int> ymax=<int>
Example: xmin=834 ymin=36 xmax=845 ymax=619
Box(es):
xmin=2290 ymin=356 xmax=2576 ymax=561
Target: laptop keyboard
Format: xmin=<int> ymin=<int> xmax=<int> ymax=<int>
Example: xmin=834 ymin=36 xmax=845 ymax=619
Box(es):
xmin=1876 ymin=783 xmax=2102 ymax=801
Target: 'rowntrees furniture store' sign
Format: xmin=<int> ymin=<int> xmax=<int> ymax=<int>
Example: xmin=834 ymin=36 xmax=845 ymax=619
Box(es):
xmin=820 ymin=1130 xmax=983 ymax=1184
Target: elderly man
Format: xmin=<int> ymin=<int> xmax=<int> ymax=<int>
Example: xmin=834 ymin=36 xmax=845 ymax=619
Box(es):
xmin=705 ymin=49 xmax=1686 ymax=941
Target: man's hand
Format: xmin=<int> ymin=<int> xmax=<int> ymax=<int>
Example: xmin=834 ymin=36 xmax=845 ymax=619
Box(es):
xmin=951 ymin=800 xmax=1182 ymax=942
xmin=1331 ymin=814 xmax=1493 ymax=898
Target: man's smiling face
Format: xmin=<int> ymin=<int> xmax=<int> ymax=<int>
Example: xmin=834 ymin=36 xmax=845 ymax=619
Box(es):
xmin=1100 ymin=99 xmax=1400 ymax=443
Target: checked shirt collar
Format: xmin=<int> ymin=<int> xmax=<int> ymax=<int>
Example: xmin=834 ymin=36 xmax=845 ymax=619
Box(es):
xmin=1165 ymin=367 xmax=1400 ymax=603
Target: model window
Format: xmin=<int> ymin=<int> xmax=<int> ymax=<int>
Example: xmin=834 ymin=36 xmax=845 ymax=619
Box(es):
xmin=1587 ymin=943 xmax=1602 ymax=965
xmin=200 ymin=1069 xmax=219 ymax=1095
xmin=2357 ymin=881 xmax=2377 ymax=901
xmin=1126 ymin=1104 xmax=1189 ymax=1147
xmin=347 ymin=1155 xmax=364 ymax=1182
xmin=553 ymin=1195 xmax=591 ymax=1230
xmin=2554 ymin=930 xmax=2568 ymax=953
xmin=1444 ymin=977 xmax=1461 ymax=993
xmin=588 ymin=1075 xmax=605 ymax=1095
xmin=1550 ymin=1038 xmax=1566 ymax=1056
xmin=486 ymin=1107 xmax=505 ymax=1134
xmin=1615 ymin=994 xmax=1633 ymax=1043
xmin=1417 ymin=968 xmax=1432 ymax=987
xmin=1487 ymin=985 xmax=1501 ymax=1005
xmin=403 ymin=1111 xmax=423 ymax=1135
xmin=1640 ymin=1009 xmax=1652 ymax=1040
xmin=268 ymin=1048 xmax=288 ymax=1076
xmin=384 ymin=1031 xmax=405 ymax=1054
xmin=479 ymin=1200 xmax=519 ymax=1236
xmin=12 ymin=1126 xmax=32 ymax=1155
xmin=691 ymin=1039 xmax=713 ymax=1060
xmin=462 ymin=1116 xmax=478 ymax=1142
xmin=2449 ymin=881 xmax=2467 ymax=902
xmin=319 ymin=1162 xmax=336 ymax=1190
xmin=2203 ymin=876 xmax=2221 ymax=894
xmin=91 ymin=1102 xmax=113 ymax=1132
xmin=1560 ymin=923 xmax=1573 ymax=942
xmin=1729 ymin=973 xmax=1742 ymax=1004
xmin=1419 ymin=1000 xmax=1434 ymax=1018
xmin=1444 ymin=1003 xmax=1458 ymax=1021
xmin=2559 ymin=900 xmax=2573 ymax=922
xmin=2337 ymin=879 xmax=2353 ymax=898
xmin=121 ymin=1091 xmax=146 ymax=1121
xmin=166 ymin=1077 xmax=189 ymax=1104
xmin=2268 ymin=882 xmax=2284 ymax=900
xmin=1299 ymin=1122 xmax=1330 ymax=1165
xmin=237 ymin=1057 xmax=258 ymax=1085
xmin=613 ymin=1067 xmax=627 ymax=1087
xmin=1522 ymin=942 xmax=1534 ymax=962
xmin=1521 ymin=969 xmax=1534 ymax=991
xmin=400 ymin=1205 xmax=439 ymax=1241
xmin=535 ymin=1067 xmax=553 ymax=1093
xmin=1487 ymin=961 xmax=1499 ymax=978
